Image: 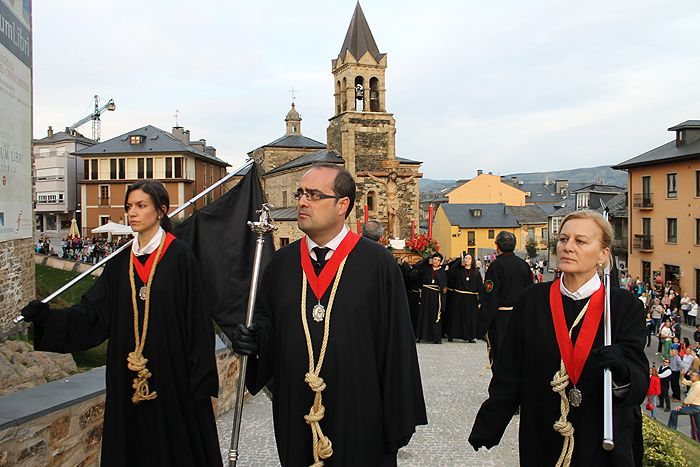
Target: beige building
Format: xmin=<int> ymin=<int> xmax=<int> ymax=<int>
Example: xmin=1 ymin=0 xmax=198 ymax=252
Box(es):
xmin=613 ymin=120 xmax=700 ymax=298
xmin=255 ymin=3 xmax=422 ymax=248
xmin=446 ymin=171 xmax=526 ymax=206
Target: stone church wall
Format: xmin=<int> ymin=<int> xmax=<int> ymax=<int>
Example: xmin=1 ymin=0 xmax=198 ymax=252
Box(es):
xmin=0 ymin=239 xmax=35 ymax=339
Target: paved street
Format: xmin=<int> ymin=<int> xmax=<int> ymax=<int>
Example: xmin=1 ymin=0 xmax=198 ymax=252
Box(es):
xmin=217 ymin=340 xmax=520 ymax=466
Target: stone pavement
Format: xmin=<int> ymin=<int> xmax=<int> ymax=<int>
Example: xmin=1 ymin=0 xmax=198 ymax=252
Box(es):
xmin=217 ymin=340 xmax=520 ymax=466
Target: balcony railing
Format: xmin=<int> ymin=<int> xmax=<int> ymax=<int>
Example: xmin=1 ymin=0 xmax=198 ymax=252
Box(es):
xmin=632 ymin=234 xmax=653 ymax=251
xmin=632 ymin=193 xmax=653 ymax=209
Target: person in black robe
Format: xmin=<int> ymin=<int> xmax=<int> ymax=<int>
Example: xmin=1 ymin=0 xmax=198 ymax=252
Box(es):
xmin=400 ymin=258 xmax=423 ymax=335
xmin=469 ymin=210 xmax=648 ymax=467
xmin=21 ymin=180 xmax=221 ymax=467
xmin=232 ymin=164 xmax=427 ymax=466
xmin=477 ymin=231 xmax=533 ymax=367
xmin=445 ymin=254 xmax=482 ymax=342
xmin=413 ymin=253 xmax=447 ymax=344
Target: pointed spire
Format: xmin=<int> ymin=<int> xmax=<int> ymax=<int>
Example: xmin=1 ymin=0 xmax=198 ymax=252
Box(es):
xmin=338 ymin=2 xmax=384 ymax=62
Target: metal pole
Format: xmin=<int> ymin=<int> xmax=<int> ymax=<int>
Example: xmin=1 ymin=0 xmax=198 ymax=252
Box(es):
xmin=228 ymin=204 xmax=276 ymax=467
xmin=14 ymin=161 xmax=255 ymax=323
xmin=602 ymin=210 xmax=614 ymax=451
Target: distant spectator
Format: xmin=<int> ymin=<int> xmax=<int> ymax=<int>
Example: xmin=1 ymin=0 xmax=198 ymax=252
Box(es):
xmin=669 ymin=349 xmax=683 ymax=401
xmin=361 ymin=219 xmax=384 ymax=242
xmin=667 ymin=371 xmax=700 ymax=442
xmin=647 ymin=366 xmax=661 ymax=419
xmin=689 ymin=300 xmax=698 ymax=327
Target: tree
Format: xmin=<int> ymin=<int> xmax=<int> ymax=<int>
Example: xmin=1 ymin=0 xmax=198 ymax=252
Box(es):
xmin=525 ymin=237 xmax=539 ymax=260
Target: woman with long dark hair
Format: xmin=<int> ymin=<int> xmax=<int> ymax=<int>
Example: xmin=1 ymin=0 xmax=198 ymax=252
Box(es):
xmin=21 ymin=180 xmax=222 ymax=466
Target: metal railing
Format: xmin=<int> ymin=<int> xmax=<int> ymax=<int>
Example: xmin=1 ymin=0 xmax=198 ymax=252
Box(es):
xmin=632 ymin=234 xmax=653 ymax=251
xmin=632 ymin=193 xmax=653 ymax=209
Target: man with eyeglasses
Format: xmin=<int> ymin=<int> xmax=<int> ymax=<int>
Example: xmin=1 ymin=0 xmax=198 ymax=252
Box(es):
xmin=232 ymin=162 xmax=427 ymax=466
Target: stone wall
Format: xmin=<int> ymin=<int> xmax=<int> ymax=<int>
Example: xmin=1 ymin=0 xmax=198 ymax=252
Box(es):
xmin=273 ymin=220 xmax=304 ymax=249
xmin=0 ymin=239 xmax=35 ymax=339
xmin=263 ymin=168 xmax=305 ymax=211
xmin=0 ymin=341 xmax=239 ymax=466
xmin=0 ymin=340 xmax=78 ymax=396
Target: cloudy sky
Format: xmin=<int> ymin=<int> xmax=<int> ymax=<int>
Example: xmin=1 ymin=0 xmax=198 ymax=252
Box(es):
xmin=32 ymin=1 xmax=700 ymax=179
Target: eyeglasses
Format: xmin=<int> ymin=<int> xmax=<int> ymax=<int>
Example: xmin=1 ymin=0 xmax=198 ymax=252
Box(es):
xmin=293 ymin=189 xmax=340 ymax=202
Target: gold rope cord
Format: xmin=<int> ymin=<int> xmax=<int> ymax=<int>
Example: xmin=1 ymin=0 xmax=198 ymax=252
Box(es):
xmin=422 ymin=284 xmax=442 ymax=322
xmin=127 ymin=233 xmax=167 ymax=404
xmin=300 ymin=258 xmax=347 ymax=467
xmin=550 ymin=299 xmax=591 ymax=467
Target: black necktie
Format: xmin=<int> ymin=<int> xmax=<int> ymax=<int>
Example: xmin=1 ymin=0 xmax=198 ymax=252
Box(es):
xmin=313 ymin=247 xmax=330 ymax=272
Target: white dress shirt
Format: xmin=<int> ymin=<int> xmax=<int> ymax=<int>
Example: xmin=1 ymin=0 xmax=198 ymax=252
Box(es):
xmin=560 ymin=273 xmax=601 ymax=301
xmin=132 ymin=226 xmax=165 ymax=257
xmin=306 ymin=225 xmax=349 ymax=262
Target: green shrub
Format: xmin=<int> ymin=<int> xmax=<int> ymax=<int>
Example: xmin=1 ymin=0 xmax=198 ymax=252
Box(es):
xmin=642 ymin=415 xmax=693 ymax=467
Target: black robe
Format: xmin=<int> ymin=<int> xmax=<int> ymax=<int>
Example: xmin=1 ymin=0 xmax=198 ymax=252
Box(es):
xmin=413 ymin=259 xmax=447 ymax=343
xmin=446 ymin=262 xmax=482 ymax=341
xmin=248 ymin=237 xmax=427 ymax=466
xmin=31 ymin=239 xmax=221 ymax=467
xmin=400 ymin=261 xmax=422 ymax=334
xmin=469 ymin=282 xmax=648 ymax=467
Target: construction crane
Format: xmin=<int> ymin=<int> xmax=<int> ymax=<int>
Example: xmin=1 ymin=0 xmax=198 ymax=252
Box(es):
xmin=68 ymin=95 xmax=116 ymax=142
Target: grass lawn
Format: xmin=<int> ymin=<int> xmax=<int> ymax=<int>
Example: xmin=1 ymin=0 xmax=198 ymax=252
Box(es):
xmin=34 ymin=263 xmax=107 ymax=369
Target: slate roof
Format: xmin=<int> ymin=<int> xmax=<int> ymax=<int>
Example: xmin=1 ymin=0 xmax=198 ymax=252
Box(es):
xmin=668 ymin=120 xmax=700 ymax=131
xmin=605 ymin=192 xmax=628 ymax=218
xmin=264 ymin=150 xmax=344 ymax=176
xmin=74 ymin=125 xmax=229 ymax=166
xmin=440 ymin=204 xmax=520 ymax=229
xmin=397 ymin=156 xmax=421 ymax=164
xmin=506 ymin=205 xmax=548 ymax=225
xmin=613 ymin=131 xmax=700 ymax=170
xmin=572 ymin=184 xmax=625 ymax=194
xmin=336 ymin=3 xmax=385 ymax=63
xmin=261 ymin=134 xmax=326 ymax=150
xmin=270 ymin=206 xmax=298 ymax=221
xmin=34 ymin=130 xmax=95 ymax=146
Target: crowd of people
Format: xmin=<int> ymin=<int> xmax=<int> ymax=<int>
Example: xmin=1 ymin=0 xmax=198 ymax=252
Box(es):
xmin=633 ymin=278 xmax=700 ymax=440
xmin=35 ymin=234 xmax=131 ymax=264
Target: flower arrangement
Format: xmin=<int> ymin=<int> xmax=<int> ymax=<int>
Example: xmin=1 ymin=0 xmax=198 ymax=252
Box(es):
xmin=404 ymin=234 xmax=440 ymax=258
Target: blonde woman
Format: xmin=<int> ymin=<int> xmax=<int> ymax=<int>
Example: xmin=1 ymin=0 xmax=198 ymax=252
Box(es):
xmin=469 ymin=210 xmax=648 ymax=466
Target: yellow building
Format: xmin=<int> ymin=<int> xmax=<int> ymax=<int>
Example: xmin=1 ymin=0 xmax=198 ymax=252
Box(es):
xmin=613 ymin=120 xmax=700 ymax=298
xmin=446 ymin=172 xmax=526 ymax=206
xmin=433 ymin=203 xmax=547 ymax=259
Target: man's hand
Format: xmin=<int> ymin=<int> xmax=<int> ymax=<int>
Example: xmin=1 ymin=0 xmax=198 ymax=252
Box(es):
xmin=232 ymin=323 xmax=259 ymax=356
xmin=20 ymin=300 xmax=50 ymax=326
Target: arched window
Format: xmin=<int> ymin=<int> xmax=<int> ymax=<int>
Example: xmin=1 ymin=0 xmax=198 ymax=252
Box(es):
xmin=354 ymin=76 xmax=365 ymax=111
xmin=341 ymin=77 xmax=347 ymax=112
xmin=336 ymin=80 xmax=341 ymax=114
xmin=369 ymin=77 xmax=379 ymax=111
xmin=367 ymin=190 xmax=375 ymax=212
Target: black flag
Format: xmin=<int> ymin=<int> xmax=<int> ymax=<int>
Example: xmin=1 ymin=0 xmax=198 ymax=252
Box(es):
xmin=174 ymin=162 xmax=275 ymax=340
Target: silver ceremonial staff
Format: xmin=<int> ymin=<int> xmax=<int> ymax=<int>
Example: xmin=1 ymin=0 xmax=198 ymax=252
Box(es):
xmin=602 ymin=208 xmax=614 ymax=451
xmin=228 ymin=203 xmax=276 ymax=467
xmin=13 ymin=161 xmax=253 ymax=323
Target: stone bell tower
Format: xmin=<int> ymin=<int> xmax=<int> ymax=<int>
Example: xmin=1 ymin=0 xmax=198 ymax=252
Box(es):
xmin=327 ymin=2 xmax=421 ymax=239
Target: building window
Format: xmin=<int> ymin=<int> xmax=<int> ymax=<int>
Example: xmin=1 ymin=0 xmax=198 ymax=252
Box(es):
xmin=174 ymin=157 xmax=183 ymax=178
xmin=542 ymin=228 xmax=548 ymax=242
xmin=99 ymin=215 xmax=110 ymax=226
xmin=280 ymin=237 xmax=290 ymax=247
xmin=137 ymin=158 xmax=145 ymax=179
xmin=146 ymin=158 xmax=153 ymax=178
xmin=367 ymin=191 xmax=375 ymax=211
xmin=696 ymin=170 xmax=700 ymax=197
xmin=488 ymin=229 xmax=494 ymax=239
xmin=83 ymin=159 xmax=90 ymax=180
xmin=576 ymin=192 xmax=590 ymax=210
xmin=165 ymin=157 xmax=173 ymax=178
xmin=470 ymin=209 xmax=481 ymax=217
xmin=99 ymin=185 xmax=110 ymax=206
xmin=91 ymin=159 xmax=98 ymax=180
xmin=528 ymin=227 xmax=535 ymax=241
xmin=130 ymin=135 xmax=143 ymax=145
xmin=667 ymin=218 xmax=677 ymax=243
xmin=282 ymin=190 xmax=288 ymax=206
xmin=118 ymin=158 xmax=125 ymax=179
xmin=467 ymin=231 xmax=475 ymax=246
xmin=552 ymin=217 xmax=561 ymax=234
xmin=110 ymin=159 xmax=117 ymax=179
xmin=667 ymin=173 xmax=677 ymax=198
xmin=696 ymin=219 xmax=700 ymax=245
